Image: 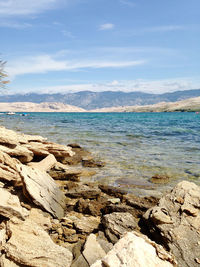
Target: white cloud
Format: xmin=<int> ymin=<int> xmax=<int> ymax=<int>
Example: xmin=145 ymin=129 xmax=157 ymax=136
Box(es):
xmin=15 ymin=78 xmax=200 ymax=95
xmin=0 ymin=0 xmax=61 ymax=16
xmin=6 ymin=54 xmax=145 ymax=77
xmin=99 ymin=23 xmax=115 ymax=31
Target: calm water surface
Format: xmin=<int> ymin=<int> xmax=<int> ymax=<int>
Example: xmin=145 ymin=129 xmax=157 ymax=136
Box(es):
xmin=0 ymin=112 xmax=199 ymax=195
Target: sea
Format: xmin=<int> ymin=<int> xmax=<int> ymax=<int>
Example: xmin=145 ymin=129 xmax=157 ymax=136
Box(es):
xmin=0 ymin=112 xmax=199 ymax=196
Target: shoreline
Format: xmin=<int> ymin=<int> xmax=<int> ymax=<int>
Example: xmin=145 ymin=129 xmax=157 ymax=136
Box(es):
xmin=0 ymin=126 xmax=199 ymax=266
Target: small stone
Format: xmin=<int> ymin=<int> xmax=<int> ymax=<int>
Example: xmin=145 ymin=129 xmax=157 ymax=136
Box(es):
xmin=83 ymin=234 xmax=106 ymax=265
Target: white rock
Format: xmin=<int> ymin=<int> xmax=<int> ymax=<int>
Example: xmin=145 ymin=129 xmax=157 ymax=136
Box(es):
xmin=91 ymin=232 xmax=176 ymax=267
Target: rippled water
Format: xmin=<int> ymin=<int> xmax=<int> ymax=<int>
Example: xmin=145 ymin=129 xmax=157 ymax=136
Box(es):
xmin=0 ymin=112 xmax=199 ymax=195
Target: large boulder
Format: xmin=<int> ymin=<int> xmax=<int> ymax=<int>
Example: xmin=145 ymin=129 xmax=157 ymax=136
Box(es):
xmin=18 ymin=165 xmax=65 ymax=219
xmin=91 ymin=231 xmax=177 ymax=267
xmin=3 ymin=218 xmax=72 ymax=267
xmin=143 ymin=181 xmax=200 ymax=267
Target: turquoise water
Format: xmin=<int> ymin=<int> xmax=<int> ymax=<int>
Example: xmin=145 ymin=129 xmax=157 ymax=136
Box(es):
xmin=0 ymin=112 xmax=199 ymax=195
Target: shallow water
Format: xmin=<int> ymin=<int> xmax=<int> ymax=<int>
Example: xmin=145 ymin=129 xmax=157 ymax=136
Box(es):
xmin=0 ymin=112 xmax=199 ymax=195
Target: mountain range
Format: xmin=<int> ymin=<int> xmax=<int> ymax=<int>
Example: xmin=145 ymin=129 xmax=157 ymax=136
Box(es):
xmin=1 ymin=89 xmax=200 ymax=110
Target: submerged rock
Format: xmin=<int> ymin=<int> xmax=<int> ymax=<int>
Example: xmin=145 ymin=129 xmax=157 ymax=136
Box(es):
xmin=143 ymin=181 xmax=200 ymax=267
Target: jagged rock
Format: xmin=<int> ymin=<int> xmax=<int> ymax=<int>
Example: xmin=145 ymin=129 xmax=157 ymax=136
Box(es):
xmin=28 ymin=154 xmax=57 ymax=172
xmin=65 ymin=183 xmax=101 ymax=199
xmin=0 ymin=188 xmax=29 ymax=220
xmin=61 ymin=146 xmax=92 ymax=165
xmin=103 ymin=203 xmax=135 ymax=215
xmin=123 ymin=194 xmax=159 ymax=217
xmin=143 ymin=181 xmax=200 ymax=267
xmin=97 ymin=231 xmax=113 ymax=253
xmin=74 ymin=215 xmax=101 ymax=234
xmin=75 ymin=198 xmax=106 ymax=216
xmin=48 ymin=162 xmax=82 ymax=181
xmin=83 ymin=234 xmax=106 ymax=265
xmin=99 ymin=184 xmax=126 ymax=198
xmin=4 ymin=218 xmax=73 ymax=267
xmin=102 ymin=212 xmax=137 ymax=244
xmin=64 ymin=211 xmax=100 ymax=234
xmin=91 ymin=232 xmax=177 ymax=267
xmin=0 ymin=151 xmax=21 ymax=184
xmin=18 ymin=165 xmax=65 ymax=219
xmin=82 ymin=158 xmax=105 ymax=168
xmin=0 ymin=145 xmax=34 ymax=163
xmin=44 ymin=142 xmax=75 ymax=158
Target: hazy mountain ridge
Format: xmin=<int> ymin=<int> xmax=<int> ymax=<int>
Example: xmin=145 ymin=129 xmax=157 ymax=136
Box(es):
xmin=1 ymin=89 xmax=200 ymax=110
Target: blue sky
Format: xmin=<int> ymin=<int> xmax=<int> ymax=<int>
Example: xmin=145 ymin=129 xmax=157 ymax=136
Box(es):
xmin=1 ymin=0 xmax=200 ymax=94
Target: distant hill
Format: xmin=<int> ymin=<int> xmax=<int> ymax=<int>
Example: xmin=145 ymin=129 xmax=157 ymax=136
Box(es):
xmin=0 ymin=102 xmax=85 ymax=112
xmin=91 ymin=96 xmax=200 ymax=112
xmin=1 ymin=89 xmax=200 ymax=110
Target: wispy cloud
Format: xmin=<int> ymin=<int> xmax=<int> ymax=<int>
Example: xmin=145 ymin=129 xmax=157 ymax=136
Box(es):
xmin=61 ymin=30 xmax=74 ymax=38
xmin=119 ymin=0 xmax=136 ymax=7
xmin=0 ymin=0 xmax=62 ymax=16
xmin=0 ymin=21 xmax=32 ymax=28
xmin=99 ymin=23 xmax=115 ymax=31
xmin=146 ymin=25 xmax=186 ymax=33
xmin=6 ymin=54 xmax=145 ymax=77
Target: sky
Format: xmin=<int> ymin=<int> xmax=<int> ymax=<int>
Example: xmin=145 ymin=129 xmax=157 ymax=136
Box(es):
xmin=0 ymin=0 xmax=200 ymax=94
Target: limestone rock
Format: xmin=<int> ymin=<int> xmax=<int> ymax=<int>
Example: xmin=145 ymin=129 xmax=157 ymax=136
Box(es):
xmin=0 ymin=144 xmax=34 ymax=163
xmin=143 ymin=181 xmax=200 ymax=267
xmin=0 ymin=151 xmax=21 ymax=184
xmin=4 ymin=218 xmax=73 ymax=267
xmin=28 ymin=208 xmax=52 ymax=230
xmin=27 ymin=154 xmax=57 ymax=172
xmin=102 ymin=212 xmax=137 ymax=243
xmin=65 ymin=183 xmax=101 ymax=199
xmin=18 ymin=165 xmax=65 ymax=219
xmin=74 ymin=215 xmax=100 ymax=234
xmin=0 ymin=255 xmax=21 ymax=267
xmin=0 ymin=188 xmax=29 ymax=220
xmin=91 ymin=232 xmax=177 ymax=267
xmin=83 ymin=234 xmax=106 ymax=265
xmin=48 ymin=162 xmax=82 ymax=181
xmin=43 ymin=142 xmax=75 ymax=159
xmin=123 ymin=194 xmax=159 ymax=217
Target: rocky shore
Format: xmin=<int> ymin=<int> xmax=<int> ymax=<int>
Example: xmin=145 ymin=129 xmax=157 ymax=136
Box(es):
xmin=0 ymin=126 xmax=199 ymax=266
